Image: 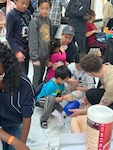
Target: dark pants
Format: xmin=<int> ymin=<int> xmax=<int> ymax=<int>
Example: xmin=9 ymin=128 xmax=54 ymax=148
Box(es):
xmin=86 ymin=88 xmax=113 ymax=109
xmin=38 ymin=96 xmax=63 ymax=122
xmin=33 ymin=60 xmax=46 ymax=89
xmin=88 ymin=41 xmax=108 ymax=56
xmin=74 ymin=31 xmax=86 ymax=55
xmin=20 ymin=50 xmax=29 ymax=75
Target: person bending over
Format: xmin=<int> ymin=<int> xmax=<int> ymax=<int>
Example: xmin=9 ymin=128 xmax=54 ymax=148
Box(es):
xmin=70 ymin=54 xmax=113 ymax=133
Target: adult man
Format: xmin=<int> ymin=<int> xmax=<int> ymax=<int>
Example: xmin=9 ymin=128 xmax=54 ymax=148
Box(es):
xmin=70 ymin=54 xmax=113 ymax=116
xmin=60 ymin=25 xmax=78 ymax=63
xmin=103 ymin=0 xmax=113 ymax=27
xmin=65 ymin=0 xmax=90 ymax=54
xmin=49 ymin=0 xmax=68 ymax=37
xmin=80 ymin=54 xmax=113 ymax=109
xmin=70 ymin=54 xmax=113 ymax=132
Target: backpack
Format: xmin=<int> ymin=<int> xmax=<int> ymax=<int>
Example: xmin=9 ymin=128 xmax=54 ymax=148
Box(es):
xmin=95 ymin=32 xmax=107 ymax=44
xmin=35 ymin=82 xmax=46 ymax=107
xmin=35 ymin=82 xmax=45 ymax=96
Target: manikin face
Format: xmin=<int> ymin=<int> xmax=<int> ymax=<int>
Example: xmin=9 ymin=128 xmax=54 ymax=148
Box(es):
xmin=0 ymin=61 xmax=5 ymax=81
xmin=61 ymin=34 xmax=73 ymax=45
xmin=14 ymin=0 xmax=30 ymax=12
xmin=38 ymin=2 xmax=50 ymax=18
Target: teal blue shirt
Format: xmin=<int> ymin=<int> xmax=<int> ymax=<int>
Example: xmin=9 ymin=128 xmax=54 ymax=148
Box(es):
xmin=37 ymin=78 xmax=65 ymax=100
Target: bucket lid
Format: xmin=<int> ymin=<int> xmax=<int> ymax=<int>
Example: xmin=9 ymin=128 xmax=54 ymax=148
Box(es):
xmin=87 ymin=105 xmax=113 ymax=124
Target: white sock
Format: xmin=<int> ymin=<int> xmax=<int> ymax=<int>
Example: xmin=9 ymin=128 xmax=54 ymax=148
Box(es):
xmin=52 ymin=110 xmax=65 ymax=127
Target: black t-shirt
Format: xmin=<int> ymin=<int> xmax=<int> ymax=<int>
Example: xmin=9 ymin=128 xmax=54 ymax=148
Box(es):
xmin=65 ymin=42 xmax=78 ymax=63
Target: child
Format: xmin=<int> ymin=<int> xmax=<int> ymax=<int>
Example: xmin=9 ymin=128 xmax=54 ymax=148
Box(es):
xmin=6 ymin=0 xmax=31 ymax=75
xmin=28 ymin=0 xmax=51 ymax=89
xmin=46 ymin=38 xmax=68 ymax=82
xmin=66 ymin=54 xmax=95 ymax=101
xmin=86 ymin=9 xmax=107 ymax=55
xmin=36 ymin=65 xmax=73 ymax=129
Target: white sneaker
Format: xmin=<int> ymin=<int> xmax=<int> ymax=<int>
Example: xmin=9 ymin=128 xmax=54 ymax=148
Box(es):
xmin=52 ymin=110 xmax=65 ymax=127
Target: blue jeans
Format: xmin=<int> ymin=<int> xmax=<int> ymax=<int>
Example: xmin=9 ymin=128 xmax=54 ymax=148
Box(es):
xmin=2 ymin=124 xmax=21 ymax=150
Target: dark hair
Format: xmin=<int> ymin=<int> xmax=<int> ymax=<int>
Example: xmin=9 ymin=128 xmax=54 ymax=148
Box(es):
xmin=80 ymin=54 xmax=102 ymax=72
xmin=87 ymin=9 xmax=96 ymax=20
xmin=74 ymin=54 xmax=84 ymax=63
xmin=38 ymin=0 xmax=51 ymax=7
xmin=0 ymin=43 xmax=21 ymax=92
xmin=50 ymin=38 xmax=61 ymax=54
xmin=55 ymin=65 xmax=71 ymax=79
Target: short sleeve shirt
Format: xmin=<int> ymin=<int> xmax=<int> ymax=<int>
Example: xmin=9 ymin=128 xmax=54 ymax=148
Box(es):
xmin=101 ymin=63 xmax=113 ymax=101
xmin=86 ymin=21 xmax=97 ymax=46
xmin=37 ymin=78 xmax=65 ymax=99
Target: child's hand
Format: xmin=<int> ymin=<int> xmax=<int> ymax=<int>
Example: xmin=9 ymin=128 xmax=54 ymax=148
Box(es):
xmin=60 ymin=45 xmax=68 ymax=52
xmin=64 ymin=94 xmax=73 ymax=101
xmin=93 ymin=30 xmax=98 ymax=33
xmin=65 ymin=61 xmax=69 ymax=66
xmin=16 ymin=51 xmax=25 ymax=62
xmin=47 ymin=60 xmax=52 ymax=67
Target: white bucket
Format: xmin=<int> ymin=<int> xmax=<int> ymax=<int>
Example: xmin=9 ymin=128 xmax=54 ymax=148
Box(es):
xmin=86 ymin=105 xmax=113 ymax=150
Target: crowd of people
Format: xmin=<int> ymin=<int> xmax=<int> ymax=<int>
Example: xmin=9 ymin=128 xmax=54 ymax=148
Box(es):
xmin=0 ymin=0 xmax=113 ymax=149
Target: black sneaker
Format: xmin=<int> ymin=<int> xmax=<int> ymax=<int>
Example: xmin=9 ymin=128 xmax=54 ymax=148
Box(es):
xmin=40 ymin=121 xmax=48 ymax=129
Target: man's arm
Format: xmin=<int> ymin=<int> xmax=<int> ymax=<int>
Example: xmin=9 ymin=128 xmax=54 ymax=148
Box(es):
xmin=69 ymin=108 xmax=87 ymax=117
xmin=99 ymin=96 xmax=113 ymax=106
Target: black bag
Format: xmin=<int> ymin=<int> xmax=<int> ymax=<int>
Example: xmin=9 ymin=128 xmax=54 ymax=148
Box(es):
xmin=104 ymin=37 xmax=113 ymax=65
xmin=35 ymin=82 xmax=46 ymax=108
xmin=35 ymin=82 xmax=45 ymax=96
xmin=95 ymin=32 xmax=107 ymax=43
